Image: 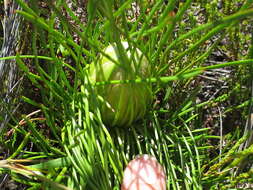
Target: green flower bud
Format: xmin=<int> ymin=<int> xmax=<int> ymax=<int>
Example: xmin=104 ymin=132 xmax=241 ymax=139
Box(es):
xmin=89 ymin=42 xmax=152 ymax=126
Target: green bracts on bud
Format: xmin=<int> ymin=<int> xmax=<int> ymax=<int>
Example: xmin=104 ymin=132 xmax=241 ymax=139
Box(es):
xmin=89 ymin=42 xmax=152 ymax=126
